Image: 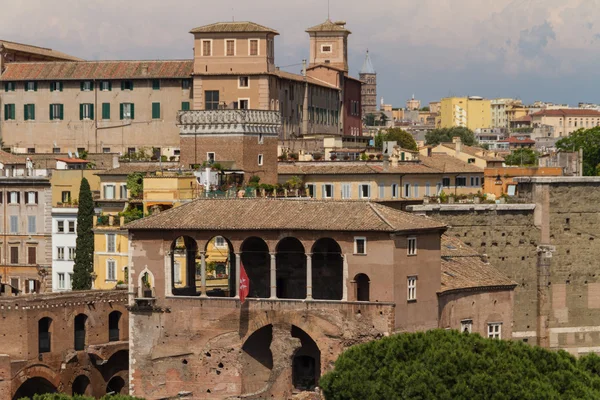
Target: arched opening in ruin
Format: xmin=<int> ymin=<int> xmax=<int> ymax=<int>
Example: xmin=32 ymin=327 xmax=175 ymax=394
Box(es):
xmin=109 ymin=311 xmax=122 ymax=342
xmin=276 ymin=237 xmax=306 ymax=299
xmin=241 ymin=324 xmax=273 ymax=394
xmin=106 ymin=376 xmax=126 ymax=395
xmin=74 ymin=314 xmax=87 ymax=351
xmin=291 ymin=326 xmax=321 ymax=391
xmin=13 ymin=377 xmax=56 ymax=400
xmin=205 ymin=236 xmax=236 ymax=297
xmin=72 ymin=375 xmax=91 ymax=396
xmin=355 ymin=273 xmax=370 ymax=302
xmin=171 ymin=236 xmax=199 ymax=296
xmin=38 ymin=317 xmax=52 ymax=353
xmin=311 ymin=238 xmax=343 ymax=300
xmin=98 ymin=350 xmax=129 ymax=386
xmin=241 ymin=237 xmax=270 ymax=299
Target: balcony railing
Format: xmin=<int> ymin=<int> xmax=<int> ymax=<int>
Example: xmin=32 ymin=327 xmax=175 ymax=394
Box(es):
xmin=177 ymin=109 xmax=281 ymax=136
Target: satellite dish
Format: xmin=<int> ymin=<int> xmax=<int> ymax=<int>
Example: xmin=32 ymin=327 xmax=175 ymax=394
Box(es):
xmin=75 ymin=151 xmax=80 ymax=158
xmin=68 ymin=151 xmax=73 ymax=158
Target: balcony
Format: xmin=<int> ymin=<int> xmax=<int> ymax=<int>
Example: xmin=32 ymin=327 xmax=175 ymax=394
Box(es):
xmin=177 ymin=109 xmax=281 ymax=136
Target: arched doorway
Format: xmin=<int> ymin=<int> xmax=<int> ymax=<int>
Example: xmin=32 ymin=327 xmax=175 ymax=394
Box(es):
xmin=106 ymin=376 xmax=126 ymax=395
xmin=311 ymin=238 xmax=343 ymax=300
xmin=13 ymin=377 xmax=56 ymax=399
xmin=74 ymin=314 xmax=87 ymax=351
xmin=276 ymin=238 xmax=306 ymax=299
xmin=205 ymin=236 xmax=235 ymax=297
xmin=171 ymin=236 xmax=199 ymax=296
xmin=241 ymin=237 xmax=270 ymax=299
xmin=241 ymin=325 xmax=273 ymax=394
xmin=38 ymin=317 xmax=52 ymax=353
xmin=355 ymin=273 xmax=370 ymax=301
xmin=72 ymin=375 xmax=91 ymax=396
xmin=109 ymin=311 xmax=122 ymax=342
xmin=291 ymin=326 xmax=320 ymax=391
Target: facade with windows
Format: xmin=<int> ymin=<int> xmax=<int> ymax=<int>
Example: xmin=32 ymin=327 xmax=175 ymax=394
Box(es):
xmin=93 ymin=224 xmax=129 ymax=290
xmin=51 ymin=207 xmax=77 ymax=291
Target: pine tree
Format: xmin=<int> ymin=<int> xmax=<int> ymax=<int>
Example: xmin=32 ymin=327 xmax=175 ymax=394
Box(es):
xmin=72 ymin=178 xmax=94 ymax=290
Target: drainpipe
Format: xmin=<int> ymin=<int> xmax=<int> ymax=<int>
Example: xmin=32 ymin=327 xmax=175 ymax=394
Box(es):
xmin=302 ymin=60 xmax=309 ymax=137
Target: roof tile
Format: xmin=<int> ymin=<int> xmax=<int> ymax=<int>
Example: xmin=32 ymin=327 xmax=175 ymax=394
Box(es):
xmin=190 ymin=22 xmax=278 ymax=35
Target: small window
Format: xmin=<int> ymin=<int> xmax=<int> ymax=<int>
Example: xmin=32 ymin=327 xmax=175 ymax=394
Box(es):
xmin=321 ymin=44 xmax=332 ymax=53
xmin=24 ymin=104 xmax=35 ymax=121
xmin=81 ymin=81 xmax=92 ymax=91
xmin=202 ymin=40 xmax=212 ymax=56
xmin=354 ymin=237 xmax=367 ymax=255
xmin=120 ymin=184 xmax=128 ymax=200
xmin=461 ymin=319 xmax=473 ymax=333
xmin=9 ymin=191 xmax=19 ymax=204
xmin=407 ymin=237 xmax=417 ymax=256
xmin=404 ymin=183 xmax=411 ymax=198
xmin=392 ymin=184 xmax=398 ymax=199
xmin=107 ymin=234 xmax=116 ymax=253
xmin=26 ymin=81 xmax=37 ymax=92
xmin=121 ymin=80 xmax=134 ymax=91
xmin=4 ymin=82 xmax=15 ymax=91
xmin=102 ymin=147 xmax=110 ymax=153
xmin=182 ymin=79 xmax=191 ymax=90
xmin=359 ymin=184 xmax=370 ymax=199
xmin=152 ymin=102 xmax=161 ymax=119
xmin=226 ymin=39 xmax=235 ymax=56
xmin=488 ymin=323 xmax=502 ymax=339
xmin=100 ymin=81 xmax=111 ymax=91
xmin=27 ymin=148 xmax=35 ymax=154
xmin=239 ymin=76 xmax=249 ymax=88
xmin=121 ymin=103 xmax=134 ymax=120
xmin=258 ymin=133 xmax=263 ymax=144
xmin=10 ymin=246 xmax=18 ymax=264
xmin=342 ymin=183 xmax=352 ymax=199
xmin=10 ymin=216 xmax=18 ymax=233
xmin=49 ymin=104 xmax=64 ymax=121
xmin=407 ymin=276 xmax=417 ymax=301
xmin=467 ymin=158 xmax=476 ymax=164
xmin=456 ymin=177 xmax=467 ymax=187
xmin=181 ymin=102 xmax=190 ymax=111
xmin=249 ymin=39 xmax=259 ymax=56
xmin=207 ymin=152 xmax=215 ymax=163
xmin=152 ymin=80 xmax=160 ymax=90
xmin=28 ymin=216 xmax=36 ymax=234
xmin=61 ymin=191 xmax=71 ymax=203
xmin=68 ymin=221 xmax=76 ymax=233
xmin=215 ymin=236 xmax=226 ymax=248
xmin=49 ymin=81 xmax=62 ymax=92
xmin=26 ymin=191 xmax=37 ymax=205
xmin=80 ymin=103 xmax=94 ymax=120
xmin=57 ymin=247 xmax=65 ymax=260
xmin=103 ymin=185 xmax=115 ymax=199
xmin=57 ymin=220 xmax=65 ymax=233
xmin=28 ymin=246 xmax=36 ymax=264
xmin=258 ymin=154 xmax=263 ymax=166
xmin=58 ymin=273 xmax=66 ymax=289
xmin=442 ymin=177 xmax=451 ymax=187
xmin=306 ymin=184 xmax=316 ymax=198
xmin=378 ymin=184 xmax=385 ymax=199
xmin=102 ymin=103 xmax=110 ymax=120
xmin=107 ymin=260 xmax=116 ymax=281
xmin=205 ymin=90 xmax=219 ymax=110
xmin=4 ymin=104 xmax=16 ymax=121
xmin=53 ymin=147 xmax=61 ymax=154
xmin=322 ymin=184 xmax=333 ymax=199
xmin=67 ymin=247 xmax=75 ymax=261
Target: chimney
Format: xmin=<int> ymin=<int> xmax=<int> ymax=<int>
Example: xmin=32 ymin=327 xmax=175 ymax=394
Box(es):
xmin=141 ymin=63 xmax=149 ymax=76
xmin=453 ymin=136 xmax=462 ymax=156
xmin=383 ymin=154 xmax=390 ymax=171
xmin=427 ymin=147 xmax=432 ymax=157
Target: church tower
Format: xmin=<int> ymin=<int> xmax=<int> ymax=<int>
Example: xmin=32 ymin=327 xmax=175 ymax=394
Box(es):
xmin=360 ymin=50 xmax=377 ymax=116
xmin=306 ymin=19 xmax=351 ymax=72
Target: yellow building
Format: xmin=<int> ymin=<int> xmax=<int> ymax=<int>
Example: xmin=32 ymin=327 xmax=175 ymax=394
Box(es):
xmin=51 ymin=169 xmax=101 ymax=206
xmin=440 ymin=97 xmax=491 ymax=130
xmin=93 ymin=217 xmax=129 ymax=290
xmin=143 ymin=175 xmax=197 ymax=213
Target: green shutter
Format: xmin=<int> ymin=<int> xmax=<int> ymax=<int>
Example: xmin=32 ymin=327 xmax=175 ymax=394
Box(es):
xmin=31 ymin=105 xmax=35 ymax=120
xmin=119 ymin=104 xmax=124 ymax=120
xmin=49 ymin=104 xmax=53 ymax=120
xmin=60 ymin=104 xmax=64 ymax=120
xmin=130 ymin=103 xmax=135 ymax=119
xmin=59 ymin=82 xmax=63 ymax=92
xmin=81 ymin=82 xmax=84 ymax=91
xmin=50 ymin=82 xmax=54 ymax=92
xmin=102 ymin=103 xmax=110 ymax=120
xmin=130 ymin=81 xmax=134 ymax=90
xmin=152 ymin=80 xmax=160 ymax=90
xmin=181 ymin=102 xmax=190 ymax=111
xmin=4 ymin=105 xmax=7 ymax=120
xmin=79 ymin=104 xmax=84 ymax=120
xmin=3 ymin=83 xmax=7 ymax=92
xmin=11 ymin=105 xmax=15 ymax=120
xmin=89 ymin=104 xmax=94 ymax=120
xmin=121 ymin=81 xmax=125 ymax=91
xmin=108 ymin=81 xmax=112 ymax=91
xmin=152 ymin=102 xmax=160 ymax=119
xmin=24 ymin=105 xmax=28 ymax=121
xmin=33 ymin=82 xmax=37 ymax=92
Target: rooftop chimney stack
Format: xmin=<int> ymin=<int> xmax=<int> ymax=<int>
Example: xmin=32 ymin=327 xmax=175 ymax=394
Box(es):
xmin=453 ymin=136 xmax=462 ymax=156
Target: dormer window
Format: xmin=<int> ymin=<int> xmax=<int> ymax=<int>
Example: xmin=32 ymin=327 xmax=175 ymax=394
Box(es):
xmin=321 ymin=44 xmax=332 ymax=53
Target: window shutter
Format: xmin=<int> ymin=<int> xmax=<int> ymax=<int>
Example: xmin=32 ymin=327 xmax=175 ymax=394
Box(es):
xmin=321 ymin=184 xmax=326 ymax=199
xmin=33 ymin=82 xmax=37 ymax=92
xmin=90 ymin=104 xmax=94 ymax=120
xmin=119 ymin=104 xmax=124 ymax=120
xmin=3 ymin=82 xmax=6 ymax=92
xmin=102 ymin=103 xmax=110 ymax=120
xmin=35 ymin=192 xmax=39 ymax=204
xmin=79 ymin=104 xmax=84 ymax=120
xmin=11 ymin=105 xmax=15 ymax=120
xmin=31 ymin=105 xmax=35 ymax=120
xmin=59 ymin=82 xmax=63 ymax=92
xmin=152 ymin=80 xmax=160 ymax=90
xmin=49 ymin=104 xmax=53 ymax=120
xmin=121 ymin=81 xmax=125 ymax=91
xmin=16 ymin=192 xmax=20 ymax=204
xmin=108 ymin=81 xmax=112 ymax=91
xmin=60 ymin=104 xmax=64 ymax=120
xmin=0 ymin=192 xmax=3 ymax=203
xmin=130 ymin=81 xmax=134 ymax=90
xmin=130 ymin=103 xmax=135 ymax=119
xmin=4 ymin=105 xmax=7 ymax=120
xmin=50 ymin=82 xmax=54 ymax=92
xmin=24 ymin=105 xmax=28 ymax=121
xmin=81 ymin=82 xmax=85 ymax=91
xmin=182 ymin=102 xmax=190 ymax=111
xmin=152 ymin=102 xmax=160 ymax=119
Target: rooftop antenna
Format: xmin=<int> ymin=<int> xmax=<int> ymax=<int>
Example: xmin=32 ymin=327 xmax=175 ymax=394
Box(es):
xmin=328 ymin=0 xmax=330 ymax=20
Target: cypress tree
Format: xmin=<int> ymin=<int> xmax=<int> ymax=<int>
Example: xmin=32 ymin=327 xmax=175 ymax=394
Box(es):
xmin=72 ymin=178 xmax=94 ymax=290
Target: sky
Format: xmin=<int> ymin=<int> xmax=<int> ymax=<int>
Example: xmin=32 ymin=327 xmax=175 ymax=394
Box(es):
xmin=2 ymin=0 xmax=600 ymax=107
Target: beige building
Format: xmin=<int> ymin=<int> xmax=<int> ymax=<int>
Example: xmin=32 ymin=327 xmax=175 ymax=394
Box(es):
xmin=440 ymin=97 xmax=491 ymax=130
xmin=0 ymin=39 xmax=82 ymax=73
xmin=425 ymin=137 xmax=504 ymax=169
xmin=491 ymin=98 xmax=521 ymax=129
xmin=530 ymin=109 xmax=600 ymax=138
xmin=406 ymin=95 xmax=421 ymax=111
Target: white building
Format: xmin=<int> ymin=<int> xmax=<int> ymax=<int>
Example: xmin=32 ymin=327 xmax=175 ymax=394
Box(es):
xmin=51 ymin=207 xmax=78 ymax=291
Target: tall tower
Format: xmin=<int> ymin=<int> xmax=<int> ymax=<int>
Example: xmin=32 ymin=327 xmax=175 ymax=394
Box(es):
xmin=360 ymin=50 xmax=377 ymax=116
xmin=306 ymin=19 xmax=351 ymax=72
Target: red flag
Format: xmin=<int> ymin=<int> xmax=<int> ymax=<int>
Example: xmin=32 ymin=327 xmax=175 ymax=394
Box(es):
xmin=239 ymin=262 xmax=250 ymax=304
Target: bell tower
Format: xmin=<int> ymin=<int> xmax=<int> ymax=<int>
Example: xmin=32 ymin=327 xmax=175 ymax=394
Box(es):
xmin=306 ymin=19 xmax=351 ymax=72
xmin=360 ymin=50 xmax=377 ymax=116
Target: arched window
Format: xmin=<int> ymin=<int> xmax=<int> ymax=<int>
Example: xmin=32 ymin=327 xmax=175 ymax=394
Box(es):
xmin=109 ymin=311 xmax=122 ymax=342
xmin=72 ymin=375 xmax=90 ymax=396
xmin=205 ymin=236 xmax=236 ymax=297
xmin=74 ymin=314 xmax=87 ymax=351
xmin=292 ymin=325 xmax=321 ymax=390
xmin=241 ymin=237 xmax=270 ymax=299
xmin=311 ymin=238 xmax=343 ymax=300
xmin=38 ymin=317 xmax=52 ymax=353
xmin=276 ymin=237 xmax=306 ymax=299
xmin=354 ymin=273 xmax=370 ymax=301
xmin=171 ymin=236 xmax=199 ymax=296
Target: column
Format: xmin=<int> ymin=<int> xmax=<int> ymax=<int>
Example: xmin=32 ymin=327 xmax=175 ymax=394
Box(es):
xmin=342 ymin=254 xmax=348 ymax=301
xmin=199 ymin=251 xmax=207 ymax=297
xmin=306 ymin=253 xmax=313 ymax=300
xmin=270 ymin=252 xmax=277 ymax=299
xmin=234 ymin=253 xmax=241 ymax=299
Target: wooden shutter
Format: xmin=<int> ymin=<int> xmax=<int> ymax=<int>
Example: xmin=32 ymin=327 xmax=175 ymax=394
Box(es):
xmin=102 ymin=103 xmax=110 ymax=120
xmin=152 ymin=80 xmax=160 ymax=90
xmin=35 ymin=192 xmax=39 ymax=204
xmin=121 ymin=81 xmax=125 ymax=91
xmin=4 ymin=104 xmax=7 ymax=120
xmin=182 ymin=102 xmax=190 ymax=111
xmin=108 ymin=81 xmax=112 ymax=91
xmin=33 ymin=82 xmax=37 ymax=92
xmin=31 ymin=105 xmax=35 ymax=120
xmin=60 ymin=104 xmax=64 ymax=120
xmin=0 ymin=192 xmax=3 ymax=203
xmin=90 ymin=104 xmax=94 ymax=120
xmin=28 ymin=247 xmax=36 ymax=265
xmin=10 ymin=247 xmax=18 ymax=264
xmin=79 ymin=104 xmax=84 ymax=120
xmin=16 ymin=192 xmax=20 ymax=204
xmin=130 ymin=81 xmax=134 ymax=90
xmin=3 ymin=82 xmax=7 ymax=92
xmin=119 ymin=104 xmax=124 ymax=120
xmin=24 ymin=105 xmax=28 ymax=121
xmin=59 ymin=82 xmax=63 ymax=92
xmin=81 ymin=81 xmax=85 ymax=91
xmin=49 ymin=104 xmax=53 ymax=120
xmin=11 ymin=105 xmax=15 ymax=120
xmin=152 ymin=103 xmax=160 ymax=119
xmin=130 ymin=103 xmax=135 ymax=119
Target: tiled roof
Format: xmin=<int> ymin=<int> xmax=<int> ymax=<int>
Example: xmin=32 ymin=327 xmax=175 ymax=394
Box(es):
xmin=194 ymin=70 xmax=339 ymax=89
xmin=56 ymin=157 xmax=88 ymax=163
xmin=420 ymin=154 xmax=485 ymax=173
xmin=440 ymin=235 xmax=516 ymax=294
xmin=0 ymin=151 xmax=26 ymax=165
xmin=441 ymin=143 xmax=505 ymax=162
xmin=0 ymin=60 xmax=193 ymax=81
xmin=190 ymin=22 xmax=279 ymax=35
xmin=126 ymin=199 xmax=447 ymax=233
xmin=530 ymin=109 xmax=600 ymax=117
xmin=512 ymin=115 xmax=532 ymax=122
xmin=306 ymin=20 xmax=351 ymax=33
xmin=0 ymin=39 xmax=83 ymax=62
xmin=95 ymin=164 xmax=164 ymax=176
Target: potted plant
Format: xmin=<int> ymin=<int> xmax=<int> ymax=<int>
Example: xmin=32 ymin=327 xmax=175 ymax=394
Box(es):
xmin=330 ymin=154 xmax=337 ymax=161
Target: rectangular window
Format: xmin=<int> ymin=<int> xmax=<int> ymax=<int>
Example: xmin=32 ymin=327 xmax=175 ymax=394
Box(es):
xmin=322 ymin=184 xmax=333 ymax=199
xmin=342 ymin=183 xmax=352 ymax=199
xmin=107 ymin=234 xmax=116 ymax=253
xmin=80 ymin=103 xmax=94 ymax=120
xmin=461 ymin=319 xmax=473 ymax=333
xmin=24 ymin=104 xmax=35 ymax=121
xmin=120 ymin=103 xmax=134 ymax=119
xmin=107 ymin=260 xmax=116 ymax=281
xmin=27 ymin=148 xmax=35 ymax=154
xmin=27 ymin=216 xmax=36 ymax=234
xmin=205 ymin=91 xmax=219 ymax=110
xmin=249 ymin=39 xmax=259 ymax=56
xmin=392 ymin=184 xmax=398 ymax=199
xmin=174 ymin=262 xmax=181 ymax=283
xmin=57 ymin=247 xmax=64 ymax=260
xmin=321 ymin=44 xmax=332 ymax=53
xmin=258 ymin=154 xmax=263 ymax=166
xmin=100 ymin=81 xmax=111 ymax=91
xmin=102 ymin=103 xmax=110 ymax=120
xmin=81 ymin=81 xmax=92 ymax=91
xmin=407 ymin=237 xmax=417 ymax=256
xmin=61 ymin=191 xmax=71 ymax=204
xmin=102 ymin=148 xmax=110 ymax=153
xmin=488 ymin=323 xmax=502 ymax=339
xmin=152 ymin=79 xmax=160 ymax=90
xmin=239 ymin=76 xmax=249 ymax=88
xmin=4 ymin=82 xmax=15 ymax=92
xmin=407 ymin=276 xmax=417 ymax=301
xmin=58 ymin=273 xmax=66 ymax=289
xmin=28 ymin=247 xmax=36 ymax=264
xmin=152 ymin=102 xmax=161 ymax=119
xmin=226 ymin=39 xmax=235 ymax=56
xmin=53 ymin=147 xmax=61 ymax=154
xmin=442 ymin=177 xmax=451 ymax=187
xmin=10 ymin=247 xmax=18 ymax=264
xmin=121 ymin=80 xmax=134 ymax=91
xmin=26 ymin=191 xmax=37 ymax=204
xmin=120 ymin=184 xmax=127 ymax=199
xmin=354 ymin=237 xmax=367 ymax=255
xmin=57 ymin=220 xmax=64 ymax=233
xmin=413 ymin=184 xmax=419 ymax=198
xmin=181 ymin=101 xmax=190 ymax=111
xmin=215 ymin=236 xmax=226 ymax=248
xmin=182 ymin=79 xmax=191 ymax=90
xmin=68 ymin=220 xmax=76 ymax=233
xmin=10 ymin=216 xmax=18 ymax=233
xmin=4 ymin=104 xmax=15 ymax=120
xmin=49 ymin=104 xmax=64 ymax=120
xmin=207 ymin=152 xmax=215 ymax=163
xmin=104 ymin=185 xmax=115 ymax=200
xmin=359 ymin=184 xmax=370 ymax=199
xmin=68 ymin=247 xmax=75 ymax=261
xmin=306 ymin=184 xmax=316 ymax=198
xmin=9 ymin=191 xmax=19 ymax=204
xmin=258 ymin=133 xmax=263 ymax=144
xmin=404 ymin=183 xmax=411 ymax=198
xmin=425 ymin=183 xmax=431 ymax=196
xmin=378 ymin=184 xmax=385 ymax=199
xmin=456 ymin=177 xmax=467 ymax=187
xmin=238 ymin=99 xmax=249 ymax=109
xmin=50 ymin=81 xmax=63 ymax=92
xmin=26 ymin=81 xmax=37 ymax=92
xmin=202 ymin=40 xmax=212 ymax=56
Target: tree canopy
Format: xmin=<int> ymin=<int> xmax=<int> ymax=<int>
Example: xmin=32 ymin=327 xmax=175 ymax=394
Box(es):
xmin=72 ymin=178 xmax=94 ymax=290
xmin=425 ymin=127 xmax=477 ymax=146
xmin=504 ymin=148 xmax=539 ymax=166
xmin=374 ymin=128 xmax=418 ymax=151
xmin=556 ymin=127 xmax=600 ymax=176
xmin=320 ymin=329 xmax=600 ymax=400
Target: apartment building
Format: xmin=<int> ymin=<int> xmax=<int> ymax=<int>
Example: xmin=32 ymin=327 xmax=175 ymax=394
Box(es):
xmin=530 ymin=109 xmax=600 ymax=138
xmin=439 ymin=96 xmax=491 ymax=130
xmin=51 ymin=206 xmax=77 ymax=291
xmin=491 ymin=98 xmax=520 ymax=129
xmin=0 ymin=39 xmax=82 ymax=72
xmin=425 ymin=137 xmax=505 ymax=169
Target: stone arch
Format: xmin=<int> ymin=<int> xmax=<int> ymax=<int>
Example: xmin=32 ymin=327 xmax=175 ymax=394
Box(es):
xmin=292 ymin=325 xmax=321 ymax=391
xmin=354 ymin=273 xmax=370 ymax=301
xmin=38 ymin=316 xmax=52 ymax=353
xmin=13 ymin=377 xmax=57 ymax=400
xmin=204 ymin=235 xmax=236 ymax=297
xmin=311 ymin=238 xmax=343 ymax=300
xmin=74 ymin=313 xmax=88 ymax=351
xmin=12 ymin=365 xmax=60 ymax=400
xmin=240 ymin=324 xmax=273 ymax=395
xmin=276 ymin=237 xmax=306 ymax=299
xmin=97 ymin=349 xmax=129 ymax=395
xmin=106 ymin=375 xmax=126 ymax=395
xmin=72 ymin=374 xmax=91 ymax=396
xmin=171 ymin=235 xmax=198 ymax=296
xmin=108 ymin=310 xmax=122 ymax=342
xmin=241 ymin=237 xmax=270 ymax=299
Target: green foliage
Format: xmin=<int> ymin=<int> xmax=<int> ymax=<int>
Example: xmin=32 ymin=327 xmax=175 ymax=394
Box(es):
xmin=364 ymin=113 xmax=376 ymax=126
xmin=120 ymin=205 xmax=143 ymax=223
xmin=248 ymin=175 xmax=261 ymax=188
xmin=20 ymin=394 xmax=144 ymax=400
xmin=360 ymin=153 xmax=368 ymax=161
xmin=320 ymin=329 xmax=600 ymax=400
xmin=72 ymin=178 xmax=94 ymax=291
xmin=285 ymin=176 xmax=303 ymax=190
xmin=126 ymin=173 xmax=144 ymax=199
xmin=379 ymin=112 xmax=389 ymax=126
xmin=78 ymin=150 xmax=88 ymax=160
xmin=420 ymin=106 xmax=430 ymax=111
xmin=512 ymin=127 xmax=534 ymax=133
xmin=556 ymin=127 xmax=600 ymax=176
xmin=374 ymin=128 xmax=417 ymax=151
xmin=425 ymin=127 xmax=477 ymax=146
xmin=504 ymin=148 xmax=539 ymax=166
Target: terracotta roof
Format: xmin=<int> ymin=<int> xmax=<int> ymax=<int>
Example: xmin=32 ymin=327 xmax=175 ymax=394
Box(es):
xmin=306 ymin=20 xmax=351 ymax=34
xmin=0 ymin=39 xmax=83 ymax=62
xmin=126 ymin=199 xmax=447 ymax=233
xmin=56 ymin=158 xmax=88 ymax=163
xmin=499 ymin=137 xmax=535 ymax=144
xmin=512 ymin=115 xmax=532 ymax=122
xmin=420 ymin=154 xmax=484 ymax=173
xmin=95 ymin=164 xmax=164 ymax=176
xmin=441 ymin=143 xmax=505 ymax=162
xmin=190 ymin=22 xmax=279 ymax=35
xmin=530 ymin=109 xmax=600 ymax=117
xmin=0 ymin=151 xmax=26 ymax=165
xmin=0 ymin=60 xmax=193 ymax=81
xmin=193 ymin=70 xmax=339 ymax=90
xmin=440 ymin=235 xmax=516 ymax=294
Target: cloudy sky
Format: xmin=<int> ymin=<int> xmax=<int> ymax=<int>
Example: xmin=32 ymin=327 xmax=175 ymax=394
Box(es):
xmin=3 ymin=0 xmax=599 ymax=106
